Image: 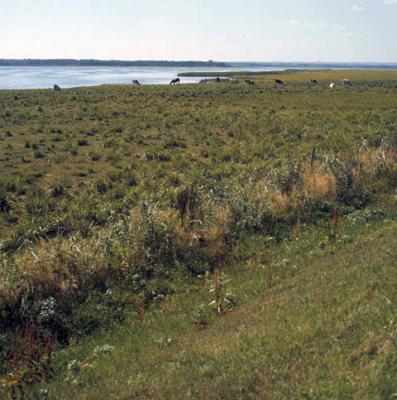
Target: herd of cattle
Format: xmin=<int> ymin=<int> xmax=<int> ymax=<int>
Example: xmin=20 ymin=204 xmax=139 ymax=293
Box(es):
xmin=53 ymin=78 xmax=354 ymax=91
xmin=131 ymin=77 xmax=353 ymax=88
xmin=195 ymin=77 xmax=353 ymax=88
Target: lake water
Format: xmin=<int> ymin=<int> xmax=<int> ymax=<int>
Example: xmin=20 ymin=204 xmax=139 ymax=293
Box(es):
xmin=0 ymin=66 xmax=286 ymax=90
xmin=1 ymin=64 xmax=396 ymax=90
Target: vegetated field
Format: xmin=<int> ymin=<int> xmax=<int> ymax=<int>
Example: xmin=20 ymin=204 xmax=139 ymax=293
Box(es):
xmin=0 ymin=70 xmax=396 ymax=399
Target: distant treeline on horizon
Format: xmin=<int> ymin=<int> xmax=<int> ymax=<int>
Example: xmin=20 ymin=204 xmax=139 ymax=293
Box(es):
xmin=0 ymin=59 xmax=231 ymax=67
xmin=1 ymin=59 xmax=397 ymax=70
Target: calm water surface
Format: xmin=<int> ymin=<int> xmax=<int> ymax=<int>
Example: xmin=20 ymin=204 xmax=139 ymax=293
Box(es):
xmin=0 ymin=66 xmax=286 ymax=89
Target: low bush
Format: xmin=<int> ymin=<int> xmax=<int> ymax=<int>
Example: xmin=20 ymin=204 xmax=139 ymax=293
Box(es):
xmin=0 ymin=190 xmax=11 ymax=213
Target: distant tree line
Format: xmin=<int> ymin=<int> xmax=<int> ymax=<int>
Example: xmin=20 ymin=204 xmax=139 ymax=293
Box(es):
xmin=0 ymin=59 xmax=230 ymax=67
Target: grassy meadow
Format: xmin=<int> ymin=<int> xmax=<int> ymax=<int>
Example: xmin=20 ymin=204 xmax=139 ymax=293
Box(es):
xmin=0 ymin=70 xmax=396 ymax=399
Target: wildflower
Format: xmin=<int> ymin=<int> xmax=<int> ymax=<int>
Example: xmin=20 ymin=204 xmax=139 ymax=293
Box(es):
xmin=36 ymin=297 xmax=57 ymax=324
xmin=67 ymin=360 xmax=80 ymax=375
xmin=93 ymin=344 xmax=115 ymax=356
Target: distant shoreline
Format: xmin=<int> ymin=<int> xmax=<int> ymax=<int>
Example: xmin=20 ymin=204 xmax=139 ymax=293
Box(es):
xmin=178 ymin=69 xmax=304 ymax=77
xmin=0 ymin=59 xmax=230 ymax=67
xmin=178 ymin=68 xmax=397 ymax=78
xmin=1 ymin=60 xmax=397 ymax=69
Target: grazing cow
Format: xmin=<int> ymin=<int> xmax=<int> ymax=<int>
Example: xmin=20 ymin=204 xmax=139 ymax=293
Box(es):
xmin=53 ymin=84 xmax=61 ymax=91
xmin=245 ymin=79 xmax=255 ymax=85
xmin=342 ymin=79 xmax=352 ymax=86
xmin=170 ymin=78 xmax=180 ymax=85
xmin=216 ymin=77 xmax=221 ymax=82
xmin=275 ymin=79 xmax=284 ymax=85
xmin=308 ymin=79 xmax=318 ymax=85
xmin=330 ymin=82 xmax=335 ymax=89
xmin=132 ymin=80 xmax=141 ymax=85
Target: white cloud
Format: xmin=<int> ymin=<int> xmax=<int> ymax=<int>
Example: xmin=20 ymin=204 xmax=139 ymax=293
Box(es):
xmin=289 ymin=19 xmax=301 ymax=25
xmin=351 ymin=5 xmax=364 ymax=11
xmin=383 ymin=0 xmax=397 ymax=4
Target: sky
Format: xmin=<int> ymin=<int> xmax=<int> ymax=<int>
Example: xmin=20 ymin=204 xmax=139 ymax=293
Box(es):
xmin=1 ymin=0 xmax=397 ymax=62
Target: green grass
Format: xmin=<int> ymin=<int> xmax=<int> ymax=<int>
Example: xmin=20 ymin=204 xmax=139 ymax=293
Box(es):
xmin=1 ymin=70 xmax=396 ymax=244
xmin=0 ymin=70 xmax=396 ymax=398
xmin=177 ymin=69 xmax=303 ymax=77
xmin=36 ymin=195 xmax=397 ymax=399
xmin=179 ymin=69 xmax=397 ymax=81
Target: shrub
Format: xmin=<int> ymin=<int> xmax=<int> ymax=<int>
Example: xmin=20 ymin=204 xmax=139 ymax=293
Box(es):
xmin=0 ymin=190 xmax=11 ymax=213
xmin=158 ymin=152 xmax=172 ymax=162
xmin=125 ymin=170 xmax=138 ymax=187
xmin=164 ymin=138 xmax=187 ymax=149
xmin=51 ymin=183 xmax=67 ymax=198
xmin=25 ymin=188 xmax=57 ymax=216
xmin=33 ymin=150 xmax=45 ymax=159
xmin=96 ymin=181 xmax=109 ymax=194
xmin=0 ymin=178 xmax=18 ymax=193
xmin=77 ymin=139 xmax=88 ymax=146
xmin=327 ymin=156 xmax=371 ymax=208
xmin=176 ymin=186 xmax=200 ymax=226
xmin=70 ymin=145 xmax=79 ymax=156
xmin=90 ymin=152 xmax=101 ymax=161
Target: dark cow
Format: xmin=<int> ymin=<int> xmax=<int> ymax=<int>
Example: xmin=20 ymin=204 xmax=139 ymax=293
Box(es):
xmin=132 ymin=80 xmax=141 ymax=85
xmin=53 ymin=84 xmax=61 ymax=91
xmin=275 ymin=79 xmax=284 ymax=85
xmin=245 ymin=79 xmax=255 ymax=85
xmin=308 ymin=79 xmax=318 ymax=85
xmin=170 ymin=78 xmax=180 ymax=85
xmin=342 ymin=79 xmax=352 ymax=87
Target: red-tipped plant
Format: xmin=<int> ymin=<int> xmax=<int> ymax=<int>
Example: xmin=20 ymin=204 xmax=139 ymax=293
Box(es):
xmin=4 ymin=320 xmax=55 ymax=398
xmin=332 ymin=209 xmax=338 ymax=240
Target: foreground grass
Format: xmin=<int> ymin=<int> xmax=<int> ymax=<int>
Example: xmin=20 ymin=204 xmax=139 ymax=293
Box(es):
xmin=35 ymin=194 xmax=397 ymax=399
xmin=0 ymin=71 xmax=396 ymax=398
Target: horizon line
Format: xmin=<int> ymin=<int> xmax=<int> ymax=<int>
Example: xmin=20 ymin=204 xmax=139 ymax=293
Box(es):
xmin=1 ymin=58 xmax=397 ymax=64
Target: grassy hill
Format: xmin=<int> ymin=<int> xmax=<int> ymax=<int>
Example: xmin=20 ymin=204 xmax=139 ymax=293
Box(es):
xmin=0 ymin=70 xmax=396 ymax=398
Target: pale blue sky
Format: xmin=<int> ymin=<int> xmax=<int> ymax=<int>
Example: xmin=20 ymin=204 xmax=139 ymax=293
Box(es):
xmin=1 ymin=0 xmax=396 ymax=62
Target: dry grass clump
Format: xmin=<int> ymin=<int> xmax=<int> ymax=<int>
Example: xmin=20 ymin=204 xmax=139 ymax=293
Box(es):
xmin=15 ymin=241 xmax=88 ymax=298
xmin=357 ymin=145 xmax=397 ymax=190
xmin=250 ymin=181 xmax=284 ymax=210
xmin=177 ymin=204 xmax=233 ymax=267
xmin=302 ymin=167 xmax=336 ymax=202
xmin=326 ymin=142 xmax=396 ymax=206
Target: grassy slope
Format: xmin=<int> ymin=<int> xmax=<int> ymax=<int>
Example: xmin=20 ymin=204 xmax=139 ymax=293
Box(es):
xmin=43 ymin=194 xmax=397 ymax=399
